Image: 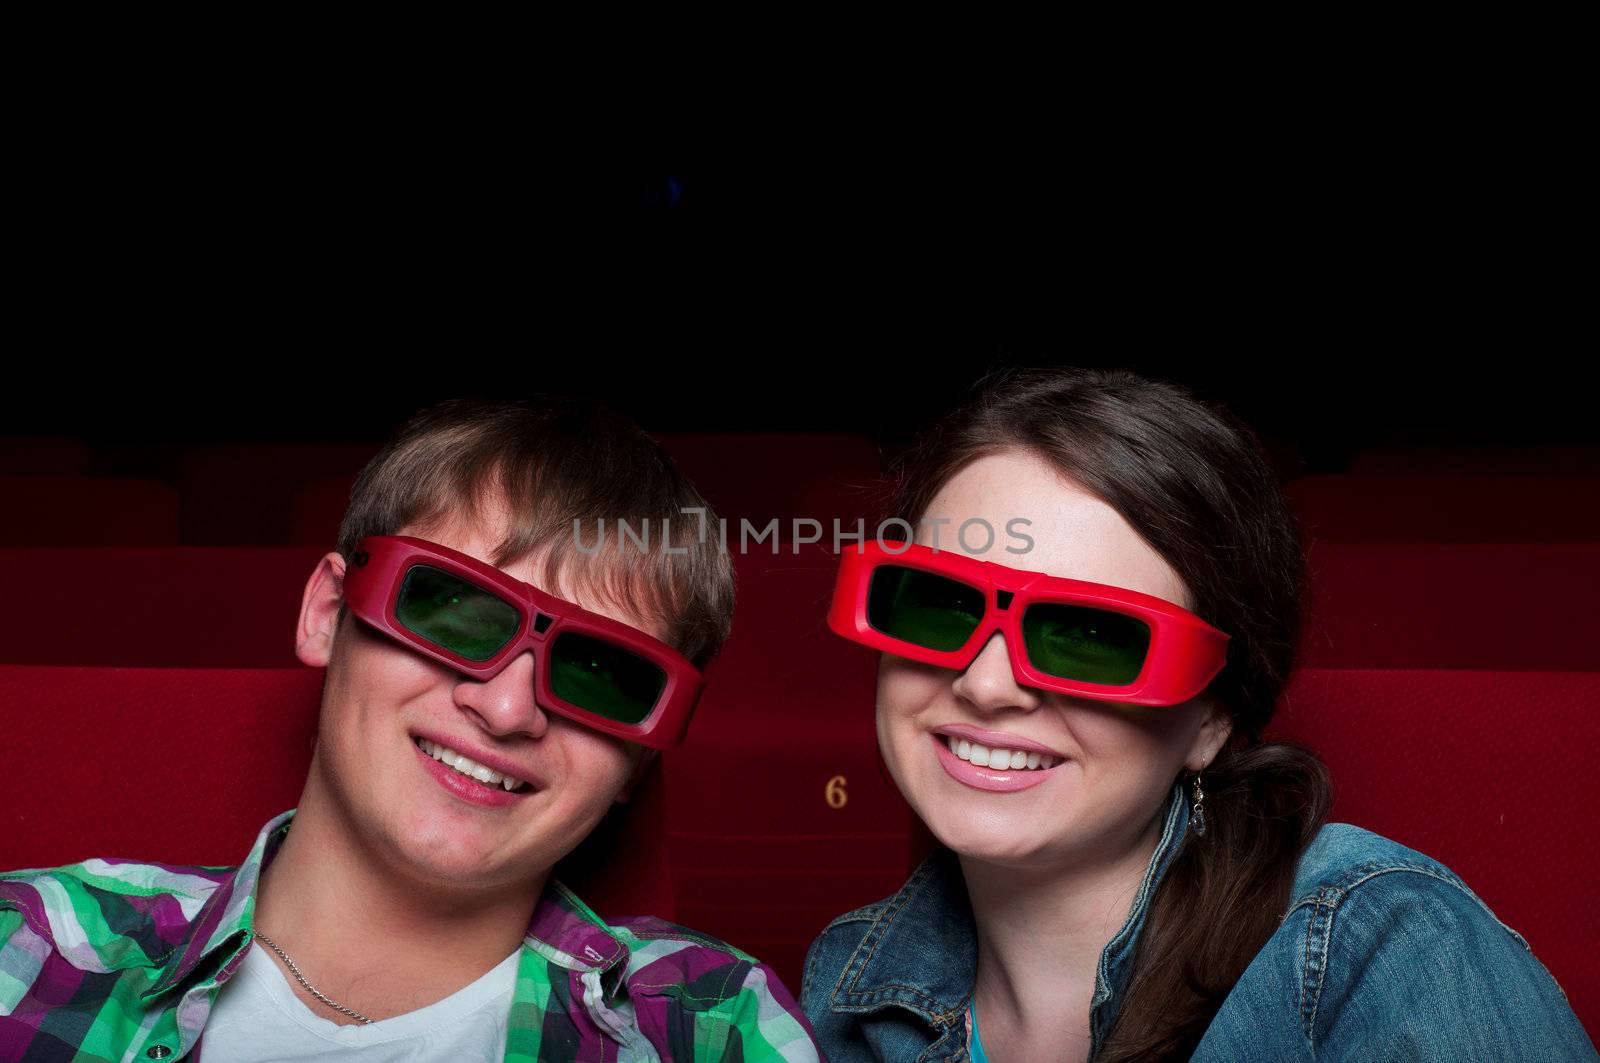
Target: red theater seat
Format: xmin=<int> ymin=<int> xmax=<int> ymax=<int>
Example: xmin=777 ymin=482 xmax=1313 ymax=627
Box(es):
xmin=0 ymin=546 xmax=328 ymax=667
xmin=1299 ymin=540 xmax=1600 ymax=670
xmin=0 ymin=476 xmax=179 ymax=545
xmin=0 ymin=664 xmax=673 ymax=924
xmin=665 ymin=541 xmax=914 ymax=987
xmin=1266 ymin=667 xmax=1599 ymax=1036
xmin=290 ymin=473 xmax=360 ymax=546
xmin=177 ymin=443 xmax=381 ymax=545
xmin=1285 ymin=474 xmax=1600 ymax=542
xmin=654 ymin=432 xmax=883 ymax=537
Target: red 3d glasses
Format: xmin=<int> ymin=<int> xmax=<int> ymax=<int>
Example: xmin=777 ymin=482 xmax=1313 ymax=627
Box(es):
xmin=342 ymin=535 xmax=705 ymax=748
xmin=827 ymin=538 xmax=1230 ymax=706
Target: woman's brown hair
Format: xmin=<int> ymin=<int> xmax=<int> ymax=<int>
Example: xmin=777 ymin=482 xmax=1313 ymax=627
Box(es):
xmin=881 ymin=366 xmax=1331 ymax=1062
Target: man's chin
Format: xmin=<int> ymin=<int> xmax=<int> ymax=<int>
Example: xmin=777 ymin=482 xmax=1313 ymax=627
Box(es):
xmin=388 ymin=839 xmax=546 ymax=897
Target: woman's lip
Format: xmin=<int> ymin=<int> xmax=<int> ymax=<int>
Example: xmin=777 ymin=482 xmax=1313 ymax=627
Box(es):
xmin=932 ymin=723 xmax=1066 ymax=758
xmin=932 ymin=734 xmax=1059 ymax=792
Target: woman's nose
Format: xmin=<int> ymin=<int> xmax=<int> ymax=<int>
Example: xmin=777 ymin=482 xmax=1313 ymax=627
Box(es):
xmin=951 ymin=631 xmax=1043 ymax=714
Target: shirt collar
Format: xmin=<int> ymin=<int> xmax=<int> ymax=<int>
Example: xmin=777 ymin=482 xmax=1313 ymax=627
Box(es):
xmin=826 ymin=779 xmax=1191 ymax=1028
xmin=142 ymin=808 xmax=633 ymax=1003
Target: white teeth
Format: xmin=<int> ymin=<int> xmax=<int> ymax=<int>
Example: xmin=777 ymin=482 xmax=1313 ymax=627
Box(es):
xmin=416 ymin=738 xmax=526 ymax=792
xmin=943 ymin=735 xmax=1060 ymax=772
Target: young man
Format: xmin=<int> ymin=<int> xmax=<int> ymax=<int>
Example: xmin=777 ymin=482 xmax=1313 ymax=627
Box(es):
xmin=0 ymin=397 xmax=823 ymax=1061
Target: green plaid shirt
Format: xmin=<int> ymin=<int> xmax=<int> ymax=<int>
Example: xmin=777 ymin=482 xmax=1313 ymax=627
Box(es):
xmin=0 ymin=809 xmax=822 ymax=1061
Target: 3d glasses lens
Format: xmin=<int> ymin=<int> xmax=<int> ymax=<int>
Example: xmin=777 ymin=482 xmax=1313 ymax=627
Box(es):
xmin=867 ymin=565 xmax=985 ymax=651
xmin=396 ymin=565 xmax=521 ymax=661
xmin=1020 ymin=603 xmax=1150 ymax=686
xmin=550 ymin=632 xmax=667 ymax=724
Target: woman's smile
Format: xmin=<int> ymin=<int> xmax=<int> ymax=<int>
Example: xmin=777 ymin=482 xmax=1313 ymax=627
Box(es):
xmin=931 ymin=730 xmax=1067 ymax=792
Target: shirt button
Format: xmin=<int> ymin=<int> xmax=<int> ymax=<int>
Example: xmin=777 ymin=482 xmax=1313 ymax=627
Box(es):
xmin=146 ymin=1047 xmax=172 ymax=1059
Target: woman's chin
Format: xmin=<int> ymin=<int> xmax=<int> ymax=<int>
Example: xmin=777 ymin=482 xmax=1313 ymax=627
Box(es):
xmin=926 ymin=815 xmax=1064 ymax=867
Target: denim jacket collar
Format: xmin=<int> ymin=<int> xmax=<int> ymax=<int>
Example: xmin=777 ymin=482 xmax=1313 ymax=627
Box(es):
xmin=826 ymin=779 xmax=1191 ymax=1053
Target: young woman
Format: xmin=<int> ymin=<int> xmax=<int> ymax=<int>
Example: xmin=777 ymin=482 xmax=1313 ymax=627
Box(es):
xmin=801 ymin=367 xmax=1596 ymax=1062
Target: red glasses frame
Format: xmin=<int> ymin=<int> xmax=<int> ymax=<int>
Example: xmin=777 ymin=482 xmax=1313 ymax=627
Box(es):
xmin=827 ymin=538 xmax=1230 ymax=706
xmin=342 ymin=534 xmax=705 ymax=748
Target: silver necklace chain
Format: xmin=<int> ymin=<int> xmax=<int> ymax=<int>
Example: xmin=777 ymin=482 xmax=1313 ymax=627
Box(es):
xmin=253 ymin=930 xmax=375 ymax=1025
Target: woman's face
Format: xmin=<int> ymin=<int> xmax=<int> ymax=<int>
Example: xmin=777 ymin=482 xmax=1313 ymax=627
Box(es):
xmin=876 ymin=448 xmax=1232 ymax=869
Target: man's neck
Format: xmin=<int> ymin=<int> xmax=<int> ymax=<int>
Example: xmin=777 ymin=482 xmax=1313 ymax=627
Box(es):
xmin=250 ymin=783 xmax=542 ymax=1023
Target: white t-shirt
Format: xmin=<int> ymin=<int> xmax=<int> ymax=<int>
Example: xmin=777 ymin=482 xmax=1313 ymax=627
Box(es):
xmin=199 ymin=939 xmax=522 ymax=1062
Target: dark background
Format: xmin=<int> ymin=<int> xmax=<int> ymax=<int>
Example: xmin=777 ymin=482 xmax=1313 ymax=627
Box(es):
xmin=6 ymin=154 xmax=1589 ymax=469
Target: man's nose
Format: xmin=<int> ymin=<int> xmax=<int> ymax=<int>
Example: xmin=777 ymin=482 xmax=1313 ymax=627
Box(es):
xmin=456 ymin=649 xmax=550 ymax=737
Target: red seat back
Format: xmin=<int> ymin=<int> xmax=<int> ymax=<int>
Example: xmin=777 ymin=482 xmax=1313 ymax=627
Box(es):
xmin=0 ymin=476 xmax=179 ymax=545
xmin=177 ymin=443 xmax=380 ymax=545
xmin=0 ymin=546 xmax=327 ymax=667
xmin=1285 ymin=473 xmax=1600 ymax=542
xmin=1266 ymin=667 xmax=1599 ymax=1035
xmin=665 ymin=542 xmax=913 ymax=986
xmin=1300 ymin=540 xmax=1600 ymax=670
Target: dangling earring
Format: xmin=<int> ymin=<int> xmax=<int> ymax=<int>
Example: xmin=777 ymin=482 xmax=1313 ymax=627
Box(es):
xmin=1190 ymin=771 xmax=1207 ymax=837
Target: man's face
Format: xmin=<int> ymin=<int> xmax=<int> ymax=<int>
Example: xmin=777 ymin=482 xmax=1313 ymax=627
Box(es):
xmin=295 ymin=500 xmax=659 ymax=896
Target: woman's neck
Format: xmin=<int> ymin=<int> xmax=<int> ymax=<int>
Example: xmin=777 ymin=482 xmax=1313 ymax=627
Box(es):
xmin=958 ymin=806 xmax=1166 ymax=1050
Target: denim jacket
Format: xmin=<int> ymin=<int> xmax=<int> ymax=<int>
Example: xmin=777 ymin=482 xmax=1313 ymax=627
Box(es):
xmin=802 ymin=780 xmax=1597 ymax=1062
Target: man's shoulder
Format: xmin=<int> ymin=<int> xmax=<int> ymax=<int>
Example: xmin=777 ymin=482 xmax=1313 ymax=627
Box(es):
xmin=609 ymin=913 xmax=756 ymax=954
xmin=607 ymin=914 xmax=787 ymax=995
xmin=0 ymin=854 xmax=234 ymax=960
xmin=0 ymin=853 xmax=235 ymax=902
xmin=604 ymin=914 xmax=824 ymax=1059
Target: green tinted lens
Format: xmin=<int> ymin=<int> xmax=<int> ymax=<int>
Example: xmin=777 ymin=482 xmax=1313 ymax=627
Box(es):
xmin=867 ymin=565 xmax=986 ymax=652
xmin=395 ymin=565 xmax=521 ymax=662
xmin=1021 ymin=603 xmax=1150 ymax=686
xmin=550 ymin=632 xmax=666 ymax=724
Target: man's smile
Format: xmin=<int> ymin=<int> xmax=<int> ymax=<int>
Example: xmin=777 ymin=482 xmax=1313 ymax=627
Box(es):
xmin=410 ymin=733 xmax=542 ymax=808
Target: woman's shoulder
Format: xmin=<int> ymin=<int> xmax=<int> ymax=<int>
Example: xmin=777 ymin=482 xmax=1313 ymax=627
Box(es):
xmin=814 ymin=897 xmax=893 ymax=938
xmin=802 ymin=897 xmax=893 ymax=992
xmin=1291 ymin=822 xmax=1482 ymax=905
xmin=806 ymin=850 xmax=956 ymax=958
xmin=800 ymin=854 xmax=960 ymax=1009
xmin=1287 ymin=821 xmax=1535 ymax=951
xmin=1206 ymin=823 xmax=1598 ymax=1060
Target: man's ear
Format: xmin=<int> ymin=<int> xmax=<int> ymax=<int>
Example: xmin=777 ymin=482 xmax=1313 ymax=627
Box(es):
xmin=296 ymin=552 xmax=348 ymax=668
xmin=614 ymin=747 xmax=660 ymax=805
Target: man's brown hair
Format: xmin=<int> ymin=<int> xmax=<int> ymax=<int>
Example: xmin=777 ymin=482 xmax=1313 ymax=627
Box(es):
xmin=333 ymin=395 xmax=734 ymax=669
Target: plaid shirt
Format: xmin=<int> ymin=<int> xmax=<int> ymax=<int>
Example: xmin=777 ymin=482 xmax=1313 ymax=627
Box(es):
xmin=0 ymin=809 xmax=822 ymax=1062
